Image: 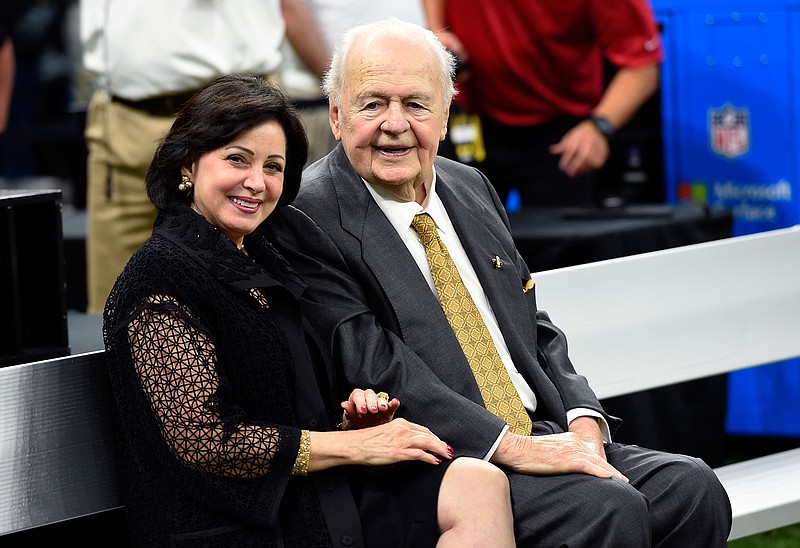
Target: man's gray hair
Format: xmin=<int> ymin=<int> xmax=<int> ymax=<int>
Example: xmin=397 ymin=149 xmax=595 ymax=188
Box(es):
xmin=322 ymin=18 xmax=457 ymax=110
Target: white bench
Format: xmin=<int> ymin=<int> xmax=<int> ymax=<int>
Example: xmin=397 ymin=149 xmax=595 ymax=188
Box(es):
xmin=1 ymin=226 xmax=799 ymax=541
xmin=532 ymin=225 xmax=800 ymax=541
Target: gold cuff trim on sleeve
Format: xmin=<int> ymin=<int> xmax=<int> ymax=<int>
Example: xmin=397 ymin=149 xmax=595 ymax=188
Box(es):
xmin=292 ymin=429 xmax=311 ymax=476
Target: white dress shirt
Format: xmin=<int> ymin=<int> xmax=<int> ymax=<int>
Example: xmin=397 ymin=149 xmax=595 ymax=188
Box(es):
xmin=80 ymin=0 xmax=285 ymax=100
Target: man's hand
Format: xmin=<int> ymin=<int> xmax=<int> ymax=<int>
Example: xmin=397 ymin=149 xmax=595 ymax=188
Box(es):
xmin=340 ymin=388 xmax=399 ymax=430
xmin=569 ymin=415 xmax=607 ymax=461
xmin=548 ymin=120 xmax=610 ymax=177
xmin=492 ymin=429 xmax=627 ymax=482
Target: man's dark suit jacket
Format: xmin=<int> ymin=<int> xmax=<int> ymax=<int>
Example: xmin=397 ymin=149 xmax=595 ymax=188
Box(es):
xmin=266 ymin=145 xmax=621 ymax=457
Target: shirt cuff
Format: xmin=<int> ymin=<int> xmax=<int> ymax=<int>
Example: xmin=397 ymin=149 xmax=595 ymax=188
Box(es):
xmin=484 ymin=424 xmax=510 ymax=461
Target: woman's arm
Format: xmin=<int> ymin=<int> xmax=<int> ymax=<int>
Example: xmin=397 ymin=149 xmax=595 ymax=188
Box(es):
xmin=127 ymin=295 xmax=452 ymax=479
xmin=126 ymin=295 xmax=292 ymax=477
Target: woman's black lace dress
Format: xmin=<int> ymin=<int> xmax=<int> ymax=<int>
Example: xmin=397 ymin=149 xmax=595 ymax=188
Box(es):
xmin=103 ymin=205 xmax=356 ymax=547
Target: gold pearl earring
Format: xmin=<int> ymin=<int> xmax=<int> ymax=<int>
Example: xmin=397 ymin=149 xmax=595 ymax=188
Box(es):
xmin=179 ymin=175 xmax=193 ymax=192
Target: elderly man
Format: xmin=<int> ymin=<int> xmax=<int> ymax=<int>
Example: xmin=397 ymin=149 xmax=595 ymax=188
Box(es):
xmin=266 ymin=18 xmax=731 ymax=547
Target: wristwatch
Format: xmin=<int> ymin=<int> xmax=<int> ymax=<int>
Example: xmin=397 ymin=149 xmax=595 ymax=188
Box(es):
xmin=588 ymin=114 xmax=615 ymax=141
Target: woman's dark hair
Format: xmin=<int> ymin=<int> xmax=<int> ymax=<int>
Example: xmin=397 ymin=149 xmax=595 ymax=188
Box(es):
xmin=145 ymin=74 xmax=309 ymax=210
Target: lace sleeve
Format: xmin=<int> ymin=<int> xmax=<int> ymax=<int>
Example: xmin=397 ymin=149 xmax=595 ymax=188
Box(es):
xmin=126 ymin=294 xmax=285 ymax=478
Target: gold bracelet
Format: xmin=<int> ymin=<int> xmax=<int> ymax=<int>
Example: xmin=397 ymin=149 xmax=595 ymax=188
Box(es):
xmin=292 ymin=429 xmax=310 ymax=476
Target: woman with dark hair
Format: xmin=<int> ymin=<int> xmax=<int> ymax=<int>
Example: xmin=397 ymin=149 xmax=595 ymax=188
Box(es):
xmin=103 ymin=74 xmax=514 ymax=548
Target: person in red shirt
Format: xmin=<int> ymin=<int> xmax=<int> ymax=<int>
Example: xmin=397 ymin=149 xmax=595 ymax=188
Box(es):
xmin=424 ymin=0 xmax=663 ymax=207
xmin=0 ymin=29 xmax=14 ymax=135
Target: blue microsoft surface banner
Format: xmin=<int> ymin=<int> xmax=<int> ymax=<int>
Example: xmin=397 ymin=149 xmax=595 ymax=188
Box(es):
xmin=654 ymin=0 xmax=800 ymax=436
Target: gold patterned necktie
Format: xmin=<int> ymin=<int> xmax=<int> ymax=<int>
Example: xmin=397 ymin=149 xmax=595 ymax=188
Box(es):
xmin=411 ymin=213 xmax=532 ymax=435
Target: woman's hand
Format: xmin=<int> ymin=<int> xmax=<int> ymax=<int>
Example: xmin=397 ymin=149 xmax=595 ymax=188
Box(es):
xmin=349 ymin=418 xmax=454 ymax=466
xmin=340 ymin=388 xmax=399 ymax=430
xmin=307 ymin=418 xmax=454 ymax=472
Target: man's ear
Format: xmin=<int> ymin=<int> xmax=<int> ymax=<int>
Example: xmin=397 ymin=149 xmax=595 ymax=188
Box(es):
xmin=439 ymin=106 xmax=450 ymax=141
xmin=329 ymin=99 xmax=343 ymax=142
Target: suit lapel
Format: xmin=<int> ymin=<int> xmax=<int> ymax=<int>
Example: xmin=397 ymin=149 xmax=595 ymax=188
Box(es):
xmin=327 ymin=148 xmax=414 ymax=281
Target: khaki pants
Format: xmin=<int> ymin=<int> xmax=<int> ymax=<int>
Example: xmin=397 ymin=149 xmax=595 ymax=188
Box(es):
xmin=84 ymin=91 xmax=173 ymax=313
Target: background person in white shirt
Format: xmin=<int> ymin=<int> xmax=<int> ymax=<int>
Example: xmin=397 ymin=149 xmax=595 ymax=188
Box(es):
xmin=79 ymin=0 xmax=289 ymax=313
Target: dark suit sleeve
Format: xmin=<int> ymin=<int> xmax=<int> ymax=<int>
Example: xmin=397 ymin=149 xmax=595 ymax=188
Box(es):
xmin=266 ymin=205 xmax=508 ymax=458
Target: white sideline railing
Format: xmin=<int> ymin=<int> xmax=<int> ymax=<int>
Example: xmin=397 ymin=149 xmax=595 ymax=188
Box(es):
xmin=1 ymin=227 xmax=799 ymax=541
xmin=532 ymin=225 xmax=800 ymax=400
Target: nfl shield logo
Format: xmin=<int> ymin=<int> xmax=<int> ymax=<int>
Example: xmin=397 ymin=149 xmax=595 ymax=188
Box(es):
xmin=709 ymin=103 xmax=750 ymax=160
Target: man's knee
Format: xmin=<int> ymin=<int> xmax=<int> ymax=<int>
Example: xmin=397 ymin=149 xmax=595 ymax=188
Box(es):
xmin=613 ymin=448 xmax=732 ymax=546
xmin=657 ymin=455 xmax=732 ymax=540
xmin=653 ymin=453 xmax=729 ymax=508
xmin=510 ymin=475 xmax=651 ymax=547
